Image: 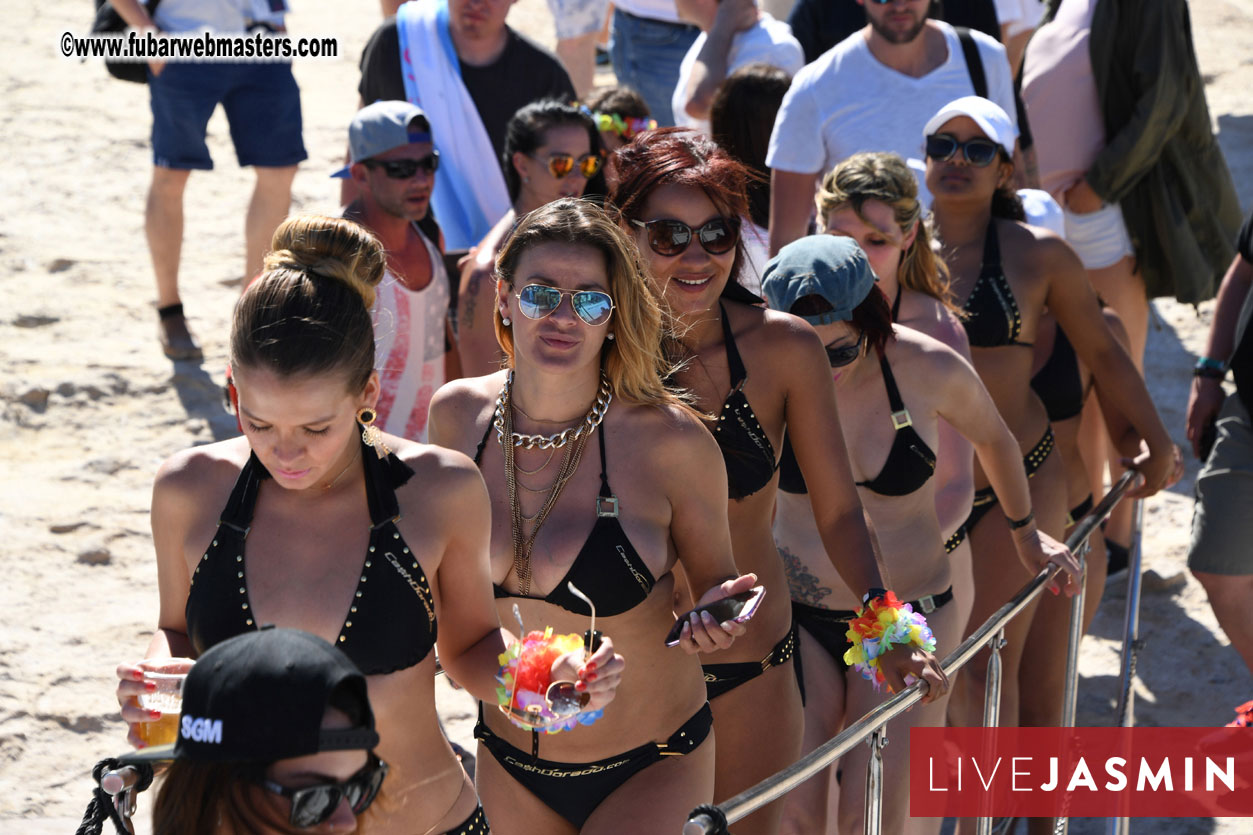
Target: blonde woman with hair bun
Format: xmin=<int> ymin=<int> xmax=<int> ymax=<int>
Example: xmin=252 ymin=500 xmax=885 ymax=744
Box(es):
xmin=114 ymin=215 xmax=618 ymax=835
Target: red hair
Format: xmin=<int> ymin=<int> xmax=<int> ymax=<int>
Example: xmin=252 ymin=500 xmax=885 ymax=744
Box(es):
xmin=610 ymin=128 xmax=752 ymax=296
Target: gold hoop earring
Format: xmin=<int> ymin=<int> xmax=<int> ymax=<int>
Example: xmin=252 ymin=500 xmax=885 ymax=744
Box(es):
xmin=357 ymin=407 xmax=391 ymax=460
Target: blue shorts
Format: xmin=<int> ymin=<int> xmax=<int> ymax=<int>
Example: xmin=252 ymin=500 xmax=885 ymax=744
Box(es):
xmin=148 ymin=62 xmax=306 ymax=170
xmin=610 ymin=8 xmax=698 ymax=128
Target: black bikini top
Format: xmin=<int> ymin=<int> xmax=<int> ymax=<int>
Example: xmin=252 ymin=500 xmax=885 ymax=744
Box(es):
xmin=711 ymin=303 xmax=777 ymax=500
xmin=474 ymin=424 xmax=660 ymax=618
xmin=777 ymin=351 xmax=935 ymax=497
xmin=1030 ymin=325 xmax=1086 ymax=422
xmin=960 ymin=221 xmax=1033 ymax=349
xmin=185 ymin=439 xmax=437 ymax=676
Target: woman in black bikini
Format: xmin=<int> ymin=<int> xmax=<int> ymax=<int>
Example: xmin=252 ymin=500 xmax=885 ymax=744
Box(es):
xmin=924 ymin=97 xmax=1176 ymax=737
xmin=765 ymin=235 xmax=1075 ymax=835
xmin=116 ymin=215 xmax=623 ymax=835
xmin=611 ymin=128 xmax=948 ymax=835
xmin=429 ymin=198 xmax=756 ymax=835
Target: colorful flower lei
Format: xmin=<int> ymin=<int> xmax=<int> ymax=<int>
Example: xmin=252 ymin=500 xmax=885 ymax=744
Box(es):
xmin=496 ymin=628 xmax=604 ymax=733
xmin=842 ymin=591 xmax=936 ymax=691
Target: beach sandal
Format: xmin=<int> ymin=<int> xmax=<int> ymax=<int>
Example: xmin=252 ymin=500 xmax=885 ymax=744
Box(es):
xmin=157 ymin=303 xmax=203 ymax=362
xmin=1226 ymin=700 xmax=1253 ymax=728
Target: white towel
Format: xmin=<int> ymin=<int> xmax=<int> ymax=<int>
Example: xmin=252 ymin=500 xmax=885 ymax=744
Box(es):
xmin=397 ymin=0 xmax=510 ymax=251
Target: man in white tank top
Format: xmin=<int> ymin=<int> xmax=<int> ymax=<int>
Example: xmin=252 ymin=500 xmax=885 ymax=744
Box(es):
xmin=336 ymin=101 xmax=457 ymax=443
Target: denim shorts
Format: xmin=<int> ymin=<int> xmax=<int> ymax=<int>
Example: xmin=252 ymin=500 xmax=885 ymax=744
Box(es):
xmin=546 ymin=0 xmax=609 ymax=40
xmin=149 ymin=62 xmax=307 ymax=170
xmin=610 ymin=8 xmax=699 ymax=127
xmin=1062 ymin=202 xmax=1135 ymax=270
xmin=1188 ymin=395 xmax=1253 ymax=575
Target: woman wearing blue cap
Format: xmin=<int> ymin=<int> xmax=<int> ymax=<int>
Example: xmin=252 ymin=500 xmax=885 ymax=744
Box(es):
xmin=923 ymin=97 xmax=1177 ymax=742
xmin=763 ymin=234 xmax=1077 ymax=835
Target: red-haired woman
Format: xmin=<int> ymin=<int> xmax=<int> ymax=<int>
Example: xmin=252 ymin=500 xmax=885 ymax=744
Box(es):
xmin=611 ymin=129 xmax=947 ymax=835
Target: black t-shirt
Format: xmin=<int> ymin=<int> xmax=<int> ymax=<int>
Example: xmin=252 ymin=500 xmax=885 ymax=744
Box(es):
xmin=358 ymin=19 xmax=576 ymax=167
xmin=788 ymin=0 xmax=1001 ymax=65
xmin=1232 ymin=212 xmax=1253 ymax=413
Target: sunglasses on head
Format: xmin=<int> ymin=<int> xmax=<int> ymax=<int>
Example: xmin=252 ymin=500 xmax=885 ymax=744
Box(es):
xmin=925 ymin=134 xmax=1001 ymax=167
xmin=259 ymin=753 xmax=388 ymax=828
xmin=534 ymin=152 xmax=603 ymax=180
xmin=825 ymin=332 xmax=865 ymax=368
xmin=515 ymin=284 xmax=615 ymax=327
xmin=362 ymin=151 xmax=440 ymax=179
xmin=594 ymin=112 xmax=658 ymax=140
xmin=630 ymin=217 xmax=740 ymax=258
xmin=500 ymin=586 xmax=600 ymax=730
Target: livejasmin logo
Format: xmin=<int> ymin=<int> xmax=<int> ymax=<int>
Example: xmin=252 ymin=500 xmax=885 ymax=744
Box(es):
xmin=909 ymin=727 xmax=1253 ymax=818
xmin=181 ymin=714 xmax=224 ymax=744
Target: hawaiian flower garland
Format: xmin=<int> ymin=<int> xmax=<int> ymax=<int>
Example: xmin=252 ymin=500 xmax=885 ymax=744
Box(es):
xmin=496 ymin=628 xmax=604 ymax=733
xmin=842 ymin=591 xmax=936 ymax=691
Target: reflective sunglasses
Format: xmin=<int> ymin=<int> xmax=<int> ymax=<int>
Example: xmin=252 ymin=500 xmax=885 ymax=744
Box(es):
xmin=260 ymin=753 xmax=388 ymax=828
xmin=362 ymin=151 xmax=440 ymax=179
xmin=501 ymin=585 xmax=600 ymax=730
xmin=924 ymin=134 xmax=1001 ymax=167
xmin=535 ymin=152 xmax=603 ymax=179
xmin=630 ymin=217 xmax=740 ymax=257
xmin=825 ymin=332 xmax=865 ymax=368
xmin=515 ymin=284 xmax=615 ymax=327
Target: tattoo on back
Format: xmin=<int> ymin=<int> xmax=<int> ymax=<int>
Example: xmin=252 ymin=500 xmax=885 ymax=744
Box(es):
xmin=779 ymin=544 xmax=833 ymax=606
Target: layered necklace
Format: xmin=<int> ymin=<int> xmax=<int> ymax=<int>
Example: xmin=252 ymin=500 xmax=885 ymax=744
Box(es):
xmin=495 ymin=371 xmax=613 ymax=596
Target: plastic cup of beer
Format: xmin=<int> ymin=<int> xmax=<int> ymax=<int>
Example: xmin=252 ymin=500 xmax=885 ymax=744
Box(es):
xmin=137 ymin=659 xmax=193 ymax=747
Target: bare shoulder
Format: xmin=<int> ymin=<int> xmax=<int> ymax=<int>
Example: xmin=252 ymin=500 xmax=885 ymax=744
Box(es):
xmin=616 ymin=400 xmax=721 ymax=471
xmin=427 ymin=372 xmax=506 ymax=451
xmin=1007 ymin=219 xmax=1082 ymax=270
xmin=393 ymin=441 xmax=489 ymax=511
xmin=732 ymin=301 xmax=824 ymax=353
xmin=889 ymin=325 xmax=974 ymax=382
xmin=154 ymin=437 xmax=251 ymax=502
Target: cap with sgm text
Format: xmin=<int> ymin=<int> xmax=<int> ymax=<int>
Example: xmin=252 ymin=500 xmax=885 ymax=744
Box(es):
xmin=762 ymin=235 xmax=876 ymax=325
xmin=122 ymin=627 xmax=378 ymax=764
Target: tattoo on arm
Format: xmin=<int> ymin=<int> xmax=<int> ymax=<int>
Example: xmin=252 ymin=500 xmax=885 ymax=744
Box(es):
xmin=778 ymin=544 xmax=833 ymax=606
xmin=462 ymin=272 xmax=481 ymax=327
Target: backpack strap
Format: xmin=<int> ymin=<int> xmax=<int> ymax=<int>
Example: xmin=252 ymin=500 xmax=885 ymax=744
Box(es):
xmin=955 ymin=26 xmax=988 ymax=99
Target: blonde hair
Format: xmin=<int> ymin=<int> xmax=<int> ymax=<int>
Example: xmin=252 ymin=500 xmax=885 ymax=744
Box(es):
xmin=816 ymin=152 xmax=958 ymax=314
xmin=494 ymin=198 xmax=685 ymax=410
xmin=231 ymin=215 xmax=386 ymax=390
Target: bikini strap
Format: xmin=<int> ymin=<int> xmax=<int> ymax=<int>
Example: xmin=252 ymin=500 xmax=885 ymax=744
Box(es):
xmin=719 ymin=303 xmax=748 ymax=388
xmin=218 ymin=453 xmax=264 ymax=532
xmin=981 ymin=219 xmax=1002 ymax=273
xmin=891 ymin=286 xmax=902 ymax=322
xmin=473 ymin=418 xmax=493 ymax=465
xmin=877 ymin=351 xmax=913 ymax=431
xmin=596 ymin=424 xmax=613 ymax=498
xmin=363 ymin=437 xmax=402 ymax=527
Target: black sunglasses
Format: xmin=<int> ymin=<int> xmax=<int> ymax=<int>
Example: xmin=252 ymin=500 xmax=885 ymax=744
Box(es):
xmin=259 ymin=753 xmax=388 ymax=828
xmin=925 ymin=134 xmax=1001 ymax=167
xmin=363 ymin=151 xmax=440 ymax=179
xmin=825 ymin=332 xmax=865 ymax=368
xmin=631 ymin=217 xmax=739 ymax=257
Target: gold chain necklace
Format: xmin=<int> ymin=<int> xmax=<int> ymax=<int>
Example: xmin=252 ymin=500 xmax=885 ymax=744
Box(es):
xmin=501 ymin=380 xmax=601 ymax=596
xmin=320 ymin=445 xmax=361 ymax=491
xmin=511 ymin=445 xmax=557 ymax=476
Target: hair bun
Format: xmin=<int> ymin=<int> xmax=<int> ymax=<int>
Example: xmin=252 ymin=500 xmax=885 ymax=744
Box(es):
xmin=264 ymin=215 xmax=386 ymax=309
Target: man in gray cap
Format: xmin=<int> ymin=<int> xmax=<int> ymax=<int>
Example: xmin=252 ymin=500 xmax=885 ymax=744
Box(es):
xmin=337 ymin=100 xmax=458 ymax=443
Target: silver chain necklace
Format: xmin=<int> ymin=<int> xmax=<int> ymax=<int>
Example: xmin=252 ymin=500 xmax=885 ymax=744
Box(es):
xmin=493 ymin=371 xmax=613 ymax=451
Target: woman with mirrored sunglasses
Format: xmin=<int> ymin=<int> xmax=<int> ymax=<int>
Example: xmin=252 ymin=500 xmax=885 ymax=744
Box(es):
xmin=458 ymin=101 xmax=606 ymax=378
xmin=764 ymin=236 xmax=1068 ymax=835
xmin=430 ymin=198 xmax=755 ymax=834
xmin=611 ymin=127 xmax=947 ymax=835
xmin=924 ymin=97 xmax=1176 ymax=756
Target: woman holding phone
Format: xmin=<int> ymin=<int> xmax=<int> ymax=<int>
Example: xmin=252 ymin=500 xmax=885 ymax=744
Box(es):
xmin=429 ymin=198 xmax=756 ymax=834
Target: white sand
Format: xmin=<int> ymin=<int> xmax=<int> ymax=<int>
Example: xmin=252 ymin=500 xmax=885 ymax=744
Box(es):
xmin=1 ymin=0 xmax=1249 ymax=831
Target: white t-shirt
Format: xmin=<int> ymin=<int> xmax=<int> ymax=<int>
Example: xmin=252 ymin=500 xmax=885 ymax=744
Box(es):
xmin=372 ymin=226 xmax=450 ymax=444
xmin=613 ymin=0 xmax=683 ymax=24
xmin=154 ymin=0 xmax=287 ymax=32
xmin=766 ymin=22 xmax=1017 ymax=180
xmin=672 ymin=14 xmax=805 ymax=136
xmin=994 ymin=0 xmax=1046 ymax=38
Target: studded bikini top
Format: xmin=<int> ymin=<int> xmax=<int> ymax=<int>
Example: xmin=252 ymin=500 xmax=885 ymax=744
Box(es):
xmin=959 ymin=221 xmax=1033 ymax=349
xmin=184 ymin=438 xmax=437 ymax=676
xmin=711 ymin=304 xmax=777 ymax=499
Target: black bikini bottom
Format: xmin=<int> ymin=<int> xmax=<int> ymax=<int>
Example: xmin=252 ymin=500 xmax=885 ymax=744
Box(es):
xmin=446 ymin=805 xmax=488 ymax=834
xmin=945 ymin=526 xmax=968 ymax=553
xmin=701 ymin=623 xmax=799 ymax=701
xmin=964 ymin=426 xmax=1056 ymax=533
xmin=474 ymin=702 xmax=712 ymax=829
xmin=792 ymin=588 xmax=953 ymax=703
xmin=1066 ymin=493 xmax=1094 ymax=528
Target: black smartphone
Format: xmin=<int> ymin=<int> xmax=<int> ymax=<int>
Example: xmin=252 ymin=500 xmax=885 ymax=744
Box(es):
xmin=664 ymin=586 xmax=766 ymax=647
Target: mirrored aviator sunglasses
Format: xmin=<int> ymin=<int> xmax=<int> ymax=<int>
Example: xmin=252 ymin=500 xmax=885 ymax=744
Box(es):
xmin=261 ymin=754 xmax=388 ymax=828
xmin=924 ymin=134 xmax=1000 ymax=167
xmin=516 ymin=284 xmax=615 ymax=326
xmin=545 ymin=152 xmax=603 ymax=179
xmin=631 ymin=217 xmax=739 ymax=257
xmin=363 ymin=151 xmax=440 ymax=179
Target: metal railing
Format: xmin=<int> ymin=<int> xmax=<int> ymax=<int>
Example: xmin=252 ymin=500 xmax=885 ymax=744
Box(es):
xmin=684 ymin=471 xmax=1142 ymax=835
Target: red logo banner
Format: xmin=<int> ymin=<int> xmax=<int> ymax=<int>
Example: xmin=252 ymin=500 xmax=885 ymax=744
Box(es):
xmin=910 ymin=728 xmax=1253 ymax=818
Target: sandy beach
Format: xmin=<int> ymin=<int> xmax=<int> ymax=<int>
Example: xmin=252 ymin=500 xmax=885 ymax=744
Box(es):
xmin=1 ymin=0 xmax=1250 ymax=832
